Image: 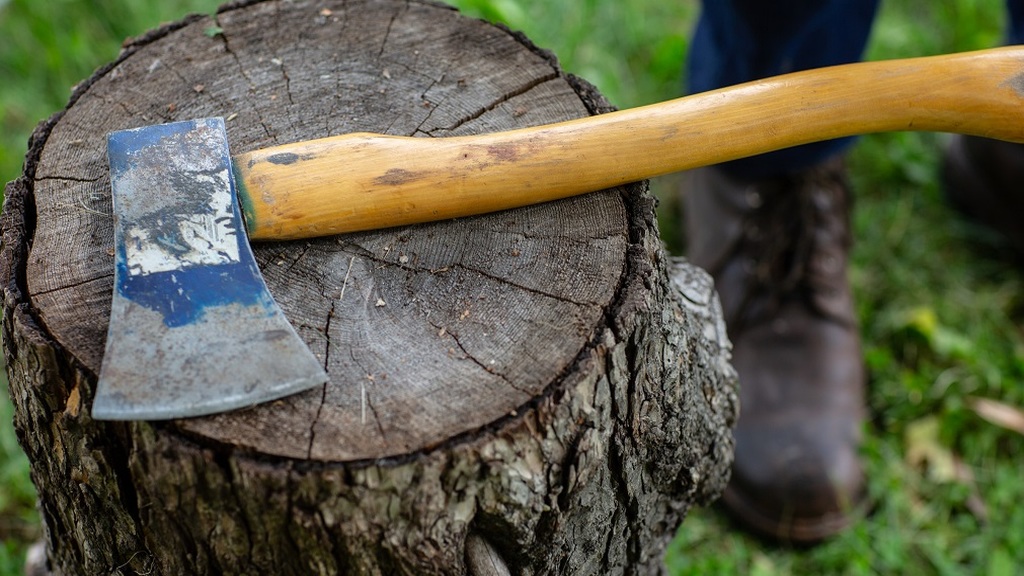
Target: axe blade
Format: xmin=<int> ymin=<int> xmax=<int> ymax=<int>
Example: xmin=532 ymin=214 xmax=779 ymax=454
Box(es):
xmin=94 ymin=117 xmax=327 ymax=420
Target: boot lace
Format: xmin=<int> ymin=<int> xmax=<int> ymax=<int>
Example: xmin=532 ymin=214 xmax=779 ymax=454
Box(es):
xmin=727 ymin=159 xmax=853 ymax=331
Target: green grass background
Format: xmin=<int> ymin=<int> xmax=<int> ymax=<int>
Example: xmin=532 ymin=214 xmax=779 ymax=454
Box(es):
xmin=2 ymin=0 xmax=1024 ymax=574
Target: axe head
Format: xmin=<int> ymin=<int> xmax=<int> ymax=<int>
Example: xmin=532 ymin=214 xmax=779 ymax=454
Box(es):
xmin=94 ymin=117 xmax=328 ymax=420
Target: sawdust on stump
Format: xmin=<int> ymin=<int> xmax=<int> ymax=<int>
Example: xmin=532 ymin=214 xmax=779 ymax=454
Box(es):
xmin=1 ymin=1 xmax=736 ymax=574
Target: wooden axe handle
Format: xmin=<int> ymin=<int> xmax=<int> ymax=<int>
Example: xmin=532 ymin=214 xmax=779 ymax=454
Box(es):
xmin=234 ymin=47 xmax=1024 ymax=241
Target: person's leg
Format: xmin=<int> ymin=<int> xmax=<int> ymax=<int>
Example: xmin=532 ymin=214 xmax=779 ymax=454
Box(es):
xmin=942 ymin=0 xmax=1024 ymax=259
xmin=1007 ymin=0 xmax=1024 ymax=44
xmin=682 ymin=0 xmax=879 ymax=543
xmin=687 ymin=0 xmax=879 ymax=179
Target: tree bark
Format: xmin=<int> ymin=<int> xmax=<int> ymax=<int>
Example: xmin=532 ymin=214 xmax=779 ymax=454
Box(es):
xmin=1 ymin=1 xmax=737 ymax=574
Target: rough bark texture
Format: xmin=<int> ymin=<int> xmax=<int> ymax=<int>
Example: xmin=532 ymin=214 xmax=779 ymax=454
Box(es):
xmin=1 ymin=1 xmax=737 ymax=574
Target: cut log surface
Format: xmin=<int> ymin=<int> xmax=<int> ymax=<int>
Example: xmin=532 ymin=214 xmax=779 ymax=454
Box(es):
xmin=1 ymin=1 xmax=737 ymax=575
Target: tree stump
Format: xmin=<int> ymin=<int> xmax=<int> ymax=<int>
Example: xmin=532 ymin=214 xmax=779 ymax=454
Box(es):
xmin=1 ymin=1 xmax=737 ymax=574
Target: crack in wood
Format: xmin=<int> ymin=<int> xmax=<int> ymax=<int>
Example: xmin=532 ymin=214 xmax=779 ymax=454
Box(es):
xmin=306 ymin=253 xmax=359 ymax=458
xmin=214 ymin=15 xmax=275 ymax=142
xmin=29 ymin=271 xmax=113 ymax=298
xmin=376 ymin=3 xmax=406 ymax=59
xmin=330 ymin=240 xmax=603 ymax=311
xmin=34 ymin=174 xmax=104 ymax=184
xmin=307 ymin=302 xmax=334 ymax=460
xmin=257 ymin=242 xmax=313 ymax=276
xmin=408 ymin=56 xmax=459 ymax=131
xmin=271 ymin=2 xmax=297 ymax=109
xmin=452 ymin=262 xmax=599 ymax=308
xmin=616 ymin=337 xmax=645 ymax=568
xmin=95 ymin=91 xmax=147 ymax=124
xmin=425 ymin=72 xmax=560 ymax=135
xmin=363 ymin=388 xmax=387 ymax=441
xmin=429 ymin=319 xmax=531 ymax=396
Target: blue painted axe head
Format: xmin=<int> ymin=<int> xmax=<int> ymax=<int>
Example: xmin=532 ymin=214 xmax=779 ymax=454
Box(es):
xmin=94 ymin=117 xmax=327 ymax=420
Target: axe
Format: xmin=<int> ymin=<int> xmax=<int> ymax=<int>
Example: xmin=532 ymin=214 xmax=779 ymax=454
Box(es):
xmin=94 ymin=47 xmax=1024 ymax=420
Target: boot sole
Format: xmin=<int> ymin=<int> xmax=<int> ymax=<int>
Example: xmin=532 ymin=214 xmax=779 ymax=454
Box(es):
xmin=721 ymin=482 xmax=863 ymax=544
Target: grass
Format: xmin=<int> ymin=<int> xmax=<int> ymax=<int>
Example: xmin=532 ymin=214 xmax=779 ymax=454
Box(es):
xmin=2 ymin=0 xmax=1023 ymax=574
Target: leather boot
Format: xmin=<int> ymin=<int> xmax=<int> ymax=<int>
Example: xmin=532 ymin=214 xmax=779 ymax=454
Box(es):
xmin=681 ymin=157 xmax=866 ymax=543
xmin=943 ymin=135 xmax=1024 ymax=260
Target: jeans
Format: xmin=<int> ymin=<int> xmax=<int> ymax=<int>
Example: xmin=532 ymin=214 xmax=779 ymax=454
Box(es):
xmin=689 ymin=0 xmax=1024 ymax=178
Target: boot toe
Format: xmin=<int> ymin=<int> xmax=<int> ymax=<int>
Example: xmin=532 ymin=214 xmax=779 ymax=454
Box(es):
xmin=724 ymin=415 xmax=865 ymax=543
xmin=722 ymin=304 xmax=866 ymax=543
